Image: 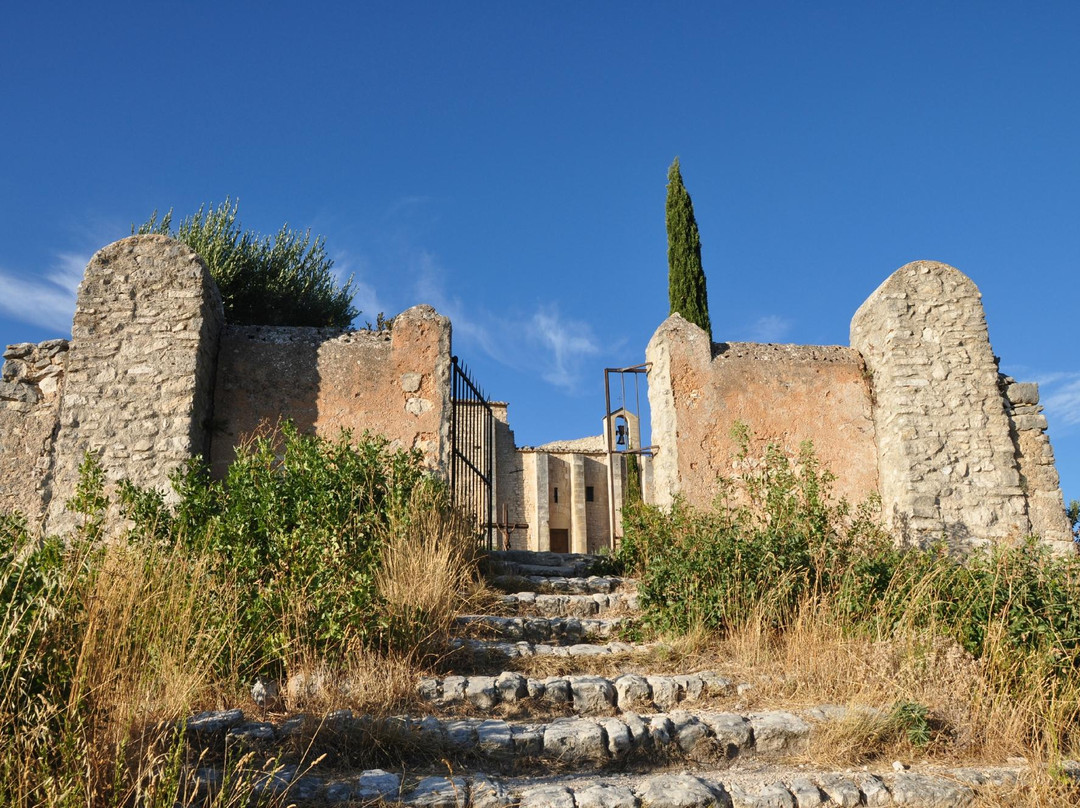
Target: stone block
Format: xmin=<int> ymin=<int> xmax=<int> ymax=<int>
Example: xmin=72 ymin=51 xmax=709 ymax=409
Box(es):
xmin=542 ymin=718 xmax=608 ymax=764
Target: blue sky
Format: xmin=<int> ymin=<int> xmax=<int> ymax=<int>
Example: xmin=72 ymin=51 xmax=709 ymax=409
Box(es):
xmin=2 ymin=2 xmax=1078 ymax=504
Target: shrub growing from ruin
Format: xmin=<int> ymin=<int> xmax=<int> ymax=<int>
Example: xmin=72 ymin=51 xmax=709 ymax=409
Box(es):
xmin=0 ymin=429 xmax=485 ymax=805
xmin=137 ymin=199 xmax=358 ymax=327
xmin=115 ymin=422 xmax=430 ymax=670
xmin=666 ymin=157 xmax=712 ymax=340
xmin=618 ymin=429 xmax=1080 ymax=692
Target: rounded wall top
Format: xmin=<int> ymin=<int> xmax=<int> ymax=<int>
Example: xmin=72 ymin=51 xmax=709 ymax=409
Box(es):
xmin=850 ymin=260 xmax=981 ymax=347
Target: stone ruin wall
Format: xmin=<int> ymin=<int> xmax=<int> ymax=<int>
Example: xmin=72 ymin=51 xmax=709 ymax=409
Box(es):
xmin=0 ymin=340 xmax=68 ymax=524
xmin=650 ymin=259 xmax=1071 ymax=552
xmin=646 ymin=315 xmax=881 ymax=511
xmin=209 ymin=305 xmax=451 ymax=477
xmin=1 ymin=238 xmax=1071 ymax=553
xmin=491 ymin=404 xmax=529 ymax=551
xmin=45 ymin=236 xmax=224 ymax=535
xmin=851 ymin=261 xmax=1070 ymax=551
xmin=1002 ymin=379 xmax=1069 ymax=546
xmin=0 ymin=235 xmax=454 ymax=535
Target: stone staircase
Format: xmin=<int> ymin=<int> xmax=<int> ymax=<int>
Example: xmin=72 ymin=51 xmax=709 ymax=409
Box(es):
xmin=177 ymin=550 xmax=1045 ymax=806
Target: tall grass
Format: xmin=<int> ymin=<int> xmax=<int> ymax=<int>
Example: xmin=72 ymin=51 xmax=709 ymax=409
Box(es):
xmin=617 ymin=426 xmax=1080 ymax=771
xmin=0 ymin=424 xmax=487 ymax=806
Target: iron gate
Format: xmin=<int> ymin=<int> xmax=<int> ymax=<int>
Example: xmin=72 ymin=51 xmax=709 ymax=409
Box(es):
xmin=450 ymin=356 xmax=494 ymax=549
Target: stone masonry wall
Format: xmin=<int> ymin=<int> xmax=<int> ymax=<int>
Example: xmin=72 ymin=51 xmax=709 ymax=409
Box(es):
xmin=210 ymin=305 xmax=451 ymax=475
xmin=1001 ymin=378 xmax=1072 ymax=549
xmin=45 ymin=235 xmax=224 ymax=535
xmin=850 ymin=261 xmax=1031 ymax=550
xmin=492 ymin=403 xmax=529 ymax=550
xmin=646 ymin=314 xmax=880 ymax=511
xmin=0 ymin=340 xmax=68 ymax=526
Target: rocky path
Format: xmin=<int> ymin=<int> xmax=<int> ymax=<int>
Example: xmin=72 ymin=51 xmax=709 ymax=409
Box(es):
xmin=179 ymin=550 xmax=1041 ymax=806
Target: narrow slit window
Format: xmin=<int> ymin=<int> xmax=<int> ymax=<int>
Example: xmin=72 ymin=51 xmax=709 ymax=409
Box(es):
xmin=585 ymin=486 xmax=595 ymax=502
xmin=553 ymin=487 xmax=559 ymax=503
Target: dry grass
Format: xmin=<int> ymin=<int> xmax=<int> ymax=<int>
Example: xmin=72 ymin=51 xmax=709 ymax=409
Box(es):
xmin=0 ymin=535 xmax=250 ymax=807
xmin=698 ymin=595 xmax=1080 ymax=772
xmin=0 ymin=479 xmax=494 ymax=805
xmin=375 ymin=484 xmax=499 ymax=661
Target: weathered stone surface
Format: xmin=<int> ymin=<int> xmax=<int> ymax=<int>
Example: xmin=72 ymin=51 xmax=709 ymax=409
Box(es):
xmin=615 ymin=673 xmax=653 ymax=712
xmin=635 ymin=774 xmax=730 ymax=808
xmin=476 ymin=719 xmax=513 ymax=757
xmin=622 ymin=711 xmax=650 ymax=748
xmin=496 ymin=671 xmax=529 ymax=702
xmin=407 ymin=775 xmax=467 ymax=807
xmin=444 ymin=718 xmax=479 ymax=752
xmin=439 ymin=675 xmax=467 ymax=706
xmin=470 ymin=775 xmax=511 ymax=808
xmin=1005 ymin=378 xmax=1073 ymax=548
xmin=0 ymin=337 xmax=69 ymax=525
xmin=466 ymin=676 xmax=499 ymax=710
xmin=851 ymin=262 xmax=1032 ymax=550
xmin=511 ymin=724 xmax=545 ymax=756
xmin=543 ymin=718 xmax=608 ymax=764
xmin=596 ymin=716 xmax=633 ymax=759
xmin=648 ymin=674 xmax=683 ymax=711
xmin=647 ymin=315 xmax=879 ymax=512
xmin=748 ymin=712 xmax=810 ymax=753
xmin=648 ymin=714 xmax=674 ymax=746
xmin=186 ymin=708 xmax=244 ymax=734
xmin=851 ymin=773 xmax=891 ymax=807
xmin=815 ymin=774 xmax=860 ymax=807
xmin=784 ymin=777 xmax=824 ymax=807
xmin=889 ymin=773 xmax=974 ymax=807
xmin=326 ymin=769 xmax=403 ymax=803
xmin=729 ymin=783 xmax=795 ymax=808
xmin=45 ymin=236 xmax=224 ymax=535
xmin=670 ymin=710 xmax=710 ymax=756
xmin=570 ymin=675 xmax=617 ymax=714
xmin=518 ymin=785 xmax=576 ymax=808
xmin=699 ymin=712 xmax=753 ymax=753
xmin=211 ymin=303 xmax=451 ymax=476
xmin=576 ymin=783 xmax=640 ymax=808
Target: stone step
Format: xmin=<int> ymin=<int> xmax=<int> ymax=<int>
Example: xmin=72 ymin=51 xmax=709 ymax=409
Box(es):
xmin=490 ymin=574 xmax=635 ymax=595
xmin=500 ymin=591 xmax=640 ymax=617
xmin=454 ymin=637 xmax=653 ymax=659
xmin=184 ymin=705 xmax=821 ymax=775
xmin=489 ymin=550 xmax=605 ymax=569
xmin=485 ymin=550 xmax=613 ymax=580
xmin=417 ymin=671 xmax=742 ymax=715
xmin=456 ymin=614 xmax=628 ymax=644
xmin=179 ymin=758 xmax=1032 ymax=807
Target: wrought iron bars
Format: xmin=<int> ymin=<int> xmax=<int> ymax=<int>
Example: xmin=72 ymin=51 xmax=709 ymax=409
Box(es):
xmin=450 ymin=356 xmax=495 ymax=549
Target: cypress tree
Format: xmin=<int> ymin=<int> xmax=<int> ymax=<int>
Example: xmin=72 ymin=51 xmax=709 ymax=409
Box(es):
xmin=666 ymin=157 xmax=712 ymax=340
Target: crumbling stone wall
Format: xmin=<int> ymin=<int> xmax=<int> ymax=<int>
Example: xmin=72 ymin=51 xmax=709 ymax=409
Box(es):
xmin=44 ymin=236 xmax=224 ymax=535
xmin=1001 ymin=378 xmax=1072 ymax=550
xmin=0 ymin=340 xmax=68 ymax=525
xmin=647 ymin=314 xmax=880 ymax=510
xmin=492 ymin=403 xmax=529 ymax=550
xmin=210 ymin=305 xmax=451 ymax=474
xmin=649 ymin=260 xmax=1070 ymax=552
xmin=851 ymin=261 xmax=1037 ymax=550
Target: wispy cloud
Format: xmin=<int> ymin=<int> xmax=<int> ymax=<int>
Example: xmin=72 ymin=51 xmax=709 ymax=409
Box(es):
xmin=747 ymin=314 xmax=793 ymax=343
xmin=397 ymin=249 xmax=601 ymax=391
xmin=330 ymin=250 xmax=386 ymax=327
xmin=527 ymin=305 xmax=602 ymax=390
xmin=1043 ymin=373 xmax=1080 ymax=429
xmin=0 ymin=252 xmax=85 ymax=332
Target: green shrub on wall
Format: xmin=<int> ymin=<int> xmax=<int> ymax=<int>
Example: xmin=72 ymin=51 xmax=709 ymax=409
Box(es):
xmin=137 ymin=199 xmax=358 ymax=327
